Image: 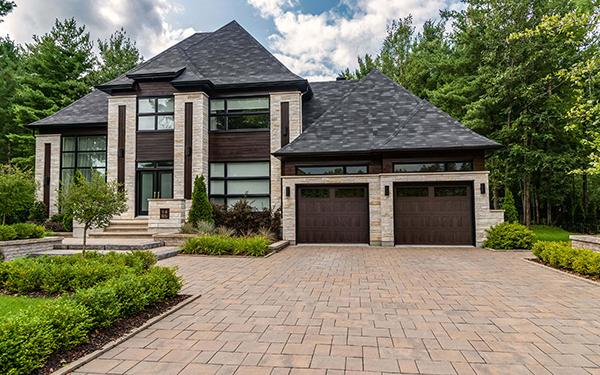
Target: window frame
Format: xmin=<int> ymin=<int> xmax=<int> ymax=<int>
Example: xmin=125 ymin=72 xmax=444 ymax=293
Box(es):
xmin=209 ymin=160 xmax=271 ymax=210
xmin=209 ymin=96 xmax=270 ymax=132
xmin=295 ymin=164 xmax=369 ymax=175
xmin=60 ymin=135 xmax=107 ymax=185
xmin=392 ymin=161 xmax=474 ymax=173
xmin=136 ymin=96 xmax=175 ymax=132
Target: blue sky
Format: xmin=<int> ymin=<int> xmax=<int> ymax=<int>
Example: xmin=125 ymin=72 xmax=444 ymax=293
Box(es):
xmin=0 ymin=0 xmax=457 ymax=81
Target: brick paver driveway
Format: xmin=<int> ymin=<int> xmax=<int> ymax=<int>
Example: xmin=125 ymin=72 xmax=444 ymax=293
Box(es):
xmin=75 ymin=247 xmax=600 ymax=375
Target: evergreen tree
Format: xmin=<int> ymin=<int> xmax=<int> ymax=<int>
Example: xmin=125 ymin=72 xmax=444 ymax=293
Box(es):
xmin=502 ymin=189 xmax=519 ymax=223
xmin=188 ymin=175 xmax=213 ymax=226
xmin=89 ymin=28 xmax=142 ymax=86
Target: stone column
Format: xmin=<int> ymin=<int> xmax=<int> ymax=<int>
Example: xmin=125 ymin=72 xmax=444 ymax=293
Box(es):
xmin=34 ymin=134 xmax=61 ymax=216
xmin=269 ymin=91 xmax=302 ymax=210
xmin=107 ymin=96 xmax=136 ymax=218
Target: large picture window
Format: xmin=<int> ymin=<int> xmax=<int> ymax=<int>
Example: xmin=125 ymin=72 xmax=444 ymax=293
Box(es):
xmin=61 ymin=135 xmax=107 ymax=185
xmin=209 ymin=161 xmax=270 ymax=210
xmin=137 ymin=97 xmax=174 ymax=131
xmin=296 ymin=165 xmax=368 ymax=175
xmin=393 ymin=161 xmax=473 ymax=173
xmin=210 ymin=97 xmax=270 ymax=131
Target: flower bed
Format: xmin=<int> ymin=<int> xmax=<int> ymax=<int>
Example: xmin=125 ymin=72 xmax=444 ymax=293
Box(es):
xmin=532 ymin=241 xmax=600 ymax=279
xmin=181 ymin=234 xmax=271 ymax=257
xmin=0 ymin=251 xmax=182 ymax=375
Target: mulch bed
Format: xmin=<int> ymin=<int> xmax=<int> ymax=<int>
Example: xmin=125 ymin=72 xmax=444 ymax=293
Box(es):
xmin=527 ymin=258 xmax=600 ymax=283
xmin=36 ymin=294 xmax=191 ymax=375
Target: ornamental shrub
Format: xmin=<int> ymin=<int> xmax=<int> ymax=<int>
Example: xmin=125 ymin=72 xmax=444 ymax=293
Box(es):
xmin=181 ymin=234 xmax=270 ymax=256
xmin=0 ymin=225 xmax=17 ymax=241
xmin=502 ymin=189 xmax=519 ymax=223
xmin=532 ymin=241 xmax=600 ymax=278
xmin=188 ymin=175 xmax=213 ymax=227
xmin=483 ymin=222 xmax=534 ymax=250
xmin=10 ymin=223 xmax=46 ymax=239
xmin=212 ymin=200 xmax=282 ymax=238
xmin=28 ymin=201 xmax=48 ymax=224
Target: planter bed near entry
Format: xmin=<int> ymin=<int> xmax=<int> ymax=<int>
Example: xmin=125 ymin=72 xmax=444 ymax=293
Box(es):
xmin=180 ymin=234 xmax=287 ymax=257
xmin=0 ymin=251 xmax=183 ymax=375
xmin=531 ymin=241 xmax=600 ymax=281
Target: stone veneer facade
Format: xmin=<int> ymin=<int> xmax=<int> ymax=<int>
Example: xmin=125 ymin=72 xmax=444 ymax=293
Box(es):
xmin=281 ymin=171 xmax=504 ymax=247
xmin=34 ymin=134 xmax=61 ymax=216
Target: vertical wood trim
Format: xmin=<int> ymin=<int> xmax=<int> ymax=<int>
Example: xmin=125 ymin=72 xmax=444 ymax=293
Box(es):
xmin=184 ymin=102 xmax=193 ymax=199
xmin=281 ymin=102 xmax=290 ymax=146
xmin=43 ymin=143 xmax=51 ymax=215
xmin=117 ymin=105 xmax=126 ymax=188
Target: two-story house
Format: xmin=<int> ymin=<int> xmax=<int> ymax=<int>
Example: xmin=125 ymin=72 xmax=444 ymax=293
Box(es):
xmin=29 ymin=21 xmax=503 ymax=246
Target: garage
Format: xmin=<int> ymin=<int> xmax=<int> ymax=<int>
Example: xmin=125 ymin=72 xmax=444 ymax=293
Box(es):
xmin=296 ymin=185 xmax=369 ymax=244
xmin=394 ymin=183 xmax=474 ymax=245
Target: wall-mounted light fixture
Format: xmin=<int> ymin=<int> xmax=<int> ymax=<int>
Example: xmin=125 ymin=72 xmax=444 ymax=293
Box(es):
xmin=285 ymin=186 xmax=290 ymax=197
xmin=384 ymin=185 xmax=390 ymax=196
xmin=480 ymin=183 xmax=486 ymax=194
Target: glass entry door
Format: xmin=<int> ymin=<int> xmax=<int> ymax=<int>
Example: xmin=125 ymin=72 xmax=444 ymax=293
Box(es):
xmin=136 ymin=165 xmax=173 ymax=216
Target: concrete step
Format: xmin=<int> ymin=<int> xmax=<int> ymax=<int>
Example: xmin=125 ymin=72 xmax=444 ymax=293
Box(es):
xmin=89 ymin=232 xmax=155 ymax=239
xmin=104 ymin=226 xmax=149 ymax=232
xmin=109 ymin=219 xmax=148 ymax=226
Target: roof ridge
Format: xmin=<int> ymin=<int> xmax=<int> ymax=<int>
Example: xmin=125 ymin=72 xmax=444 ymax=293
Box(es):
xmin=379 ymin=100 xmax=426 ymax=148
xmin=181 ymin=21 xmax=233 ymax=51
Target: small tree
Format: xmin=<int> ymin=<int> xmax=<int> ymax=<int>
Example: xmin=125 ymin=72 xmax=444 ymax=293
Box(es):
xmin=188 ymin=175 xmax=213 ymax=226
xmin=59 ymin=171 xmax=126 ymax=251
xmin=502 ymin=189 xmax=519 ymax=224
xmin=0 ymin=165 xmax=35 ymax=224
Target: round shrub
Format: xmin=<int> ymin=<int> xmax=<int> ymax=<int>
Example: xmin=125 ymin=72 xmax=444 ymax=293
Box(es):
xmin=483 ymin=222 xmax=534 ymax=250
xmin=0 ymin=225 xmax=17 ymax=241
xmin=11 ymin=223 xmax=46 ymax=239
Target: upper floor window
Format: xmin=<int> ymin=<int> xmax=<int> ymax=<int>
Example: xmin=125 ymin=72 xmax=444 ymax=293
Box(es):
xmin=296 ymin=165 xmax=368 ymax=175
xmin=61 ymin=135 xmax=107 ymax=185
xmin=138 ymin=97 xmax=174 ymax=131
xmin=210 ymin=97 xmax=269 ymax=131
xmin=393 ymin=161 xmax=473 ymax=173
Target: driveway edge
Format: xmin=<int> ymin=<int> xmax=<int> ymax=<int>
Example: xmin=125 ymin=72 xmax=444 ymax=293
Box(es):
xmin=51 ymin=293 xmax=202 ymax=375
xmin=521 ymin=258 xmax=599 ymax=286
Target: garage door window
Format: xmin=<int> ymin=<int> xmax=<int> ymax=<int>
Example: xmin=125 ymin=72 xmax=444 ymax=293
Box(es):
xmin=396 ymin=187 xmax=429 ymax=197
xmin=335 ymin=187 xmax=366 ymax=198
xmin=393 ymin=161 xmax=473 ymax=173
xmin=300 ymin=188 xmax=329 ymax=198
xmin=434 ymin=186 xmax=468 ymax=197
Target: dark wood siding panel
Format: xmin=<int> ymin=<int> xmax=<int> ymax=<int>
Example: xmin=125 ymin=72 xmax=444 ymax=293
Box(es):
xmin=280 ymin=102 xmax=289 ymax=146
xmin=43 ymin=143 xmax=51 ymax=215
xmin=38 ymin=126 xmax=106 ymax=136
xmin=113 ymin=81 xmax=179 ymax=97
xmin=209 ymin=132 xmax=270 ymax=161
xmin=117 ymin=105 xmax=126 ymax=186
xmin=136 ymin=131 xmax=174 ymax=161
xmin=184 ymin=102 xmax=193 ymax=199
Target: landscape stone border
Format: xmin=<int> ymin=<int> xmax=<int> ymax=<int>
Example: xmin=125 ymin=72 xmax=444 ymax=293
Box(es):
xmin=570 ymin=235 xmax=600 ymax=252
xmin=0 ymin=236 xmax=63 ymax=261
xmin=51 ymin=293 xmax=202 ymax=375
xmin=522 ymin=258 xmax=599 ymax=286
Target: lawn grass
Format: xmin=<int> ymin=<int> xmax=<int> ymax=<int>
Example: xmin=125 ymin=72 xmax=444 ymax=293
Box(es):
xmin=531 ymin=225 xmax=571 ymax=242
xmin=0 ymin=295 xmax=49 ymax=317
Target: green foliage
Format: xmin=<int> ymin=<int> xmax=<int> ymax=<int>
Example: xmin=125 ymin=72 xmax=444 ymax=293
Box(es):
xmin=180 ymin=220 xmax=214 ymax=234
xmin=502 ymin=189 xmax=519 ymax=223
xmin=59 ymin=171 xmax=126 ymax=249
xmin=9 ymin=223 xmax=45 ymax=239
xmin=181 ymin=234 xmax=270 ymax=257
xmin=0 ymin=224 xmax=16 ymax=241
xmin=46 ymin=212 xmax=73 ymax=232
xmin=89 ymin=28 xmax=142 ymax=86
xmin=27 ymin=201 xmax=47 ymax=224
xmin=533 ymin=241 xmax=600 ymax=277
xmin=0 ymin=251 xmax=156 ymax=295
xmin=188 ymin=175 xmax=213 ymax=226
xmin=212 ymin=199 xmax=282 ymax=237
xmin=0 ymin=166 xmax=35 ymax=224
xmin=484 ymin=222 xmax=535 ymax=250
xmin=0 ymin=1 xmax=15 ymax=21
xmin=0 ymin=295 xmax=48 ymax=317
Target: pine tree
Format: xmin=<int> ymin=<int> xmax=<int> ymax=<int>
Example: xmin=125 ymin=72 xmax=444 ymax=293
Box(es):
xmin=502 ymin=189 xmax=519 ymax=223
xmin=188 ymin=175 xmax=213 ymax=226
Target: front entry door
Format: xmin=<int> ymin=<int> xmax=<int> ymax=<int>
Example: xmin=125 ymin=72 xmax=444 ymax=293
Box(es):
xmin=136 ymin=170 xmax=173 ymax=216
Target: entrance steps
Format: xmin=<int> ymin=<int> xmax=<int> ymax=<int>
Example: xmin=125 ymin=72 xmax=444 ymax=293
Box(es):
xmin=89 ymin=218 xmax=155 ymax=240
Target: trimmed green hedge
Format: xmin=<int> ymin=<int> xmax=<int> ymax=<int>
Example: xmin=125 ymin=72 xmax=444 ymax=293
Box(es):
xmin=0 ymin=251 xmax=157 ymax=295
xmin=532 ymin=241 xmax=600 ymax=277
xmin=483 ymin=222 xmax=534 ymax=250
xmin=0 ymin=252 xmax=182 ymax=375
xmin=181 ymin=234 xmax=270 ymax=256
xmin=0 ymin=223 xmax=46 ymax=241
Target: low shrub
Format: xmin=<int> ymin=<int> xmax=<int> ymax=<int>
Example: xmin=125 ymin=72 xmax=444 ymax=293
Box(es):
xmin=46 ymin=213 xmax=73 ymax=232
xmin=0 ymin=251 xmax=157 ymax=295
xmin=28 ymin=201 xmax=48 ymax=224
xmin=483 ymin=222 xmax=534 ymax=250
xmin=212 ymin=200 xmax=281 ymax=238
xmin=0 ymin=225 xmax=17 ymax=241
xmin=10 ymin=223 xmax=46 ymax=239
xmin=181 ymin=234 xmax=270 ymax=256
xmin=180 ymin=220 xmax=214 ymax=235
xmin=532 ymin=241 xmax=600 ymax=277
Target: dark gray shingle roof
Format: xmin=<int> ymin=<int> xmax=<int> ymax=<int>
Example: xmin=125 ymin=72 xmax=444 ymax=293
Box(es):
xmin=279 ymin=70 xmax=500 ymax=155
xmin=29 ymin=89 xmax=108 ymax=127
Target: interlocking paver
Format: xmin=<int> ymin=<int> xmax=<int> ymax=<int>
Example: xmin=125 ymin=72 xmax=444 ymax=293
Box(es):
xmin=75 ymin=247 xmax=600 ymax=374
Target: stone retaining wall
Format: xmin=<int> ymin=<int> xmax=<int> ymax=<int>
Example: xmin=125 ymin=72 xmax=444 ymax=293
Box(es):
xmin=570 ymin=235 xmax=600 ymax=252
xmin=0 ymin=237 xmax=63 ymax=261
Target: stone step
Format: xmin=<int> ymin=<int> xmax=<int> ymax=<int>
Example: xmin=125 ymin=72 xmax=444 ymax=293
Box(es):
xmin=89 ymin=232 xmax=155 ymax=239
xmin=104 ymin=226 xmax=149 ymax=232
xmin=109 ymin=219 xmax=148 ymax=226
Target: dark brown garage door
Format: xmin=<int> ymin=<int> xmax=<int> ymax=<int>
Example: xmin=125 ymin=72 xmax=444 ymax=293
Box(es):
xmin=394 ymin=183 xmax=474 ymax=245
xmin=297 ymin=185 xmax=369 ymax=244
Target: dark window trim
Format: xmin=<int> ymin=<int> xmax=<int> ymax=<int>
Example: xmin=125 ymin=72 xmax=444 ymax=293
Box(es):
xmin=209 ymin=96 xmax=270 ymax=132
xmin=60 ymin=135 xmax=107 ymax=185
xmin=209 ymin=160 xmax=271 ymax=209
xmin=137 ymin=96 xmax=175 ymax=132
xmin=392 ymin=161 xmax=474 ymax=173
xmin=295 ymin=164 xmax=369 ymax=175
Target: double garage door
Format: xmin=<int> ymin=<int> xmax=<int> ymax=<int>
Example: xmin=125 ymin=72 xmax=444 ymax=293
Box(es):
xmin=296 ymin=183 xmax=474 ymax=245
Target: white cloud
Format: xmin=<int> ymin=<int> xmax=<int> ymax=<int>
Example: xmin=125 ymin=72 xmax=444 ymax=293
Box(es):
xmin=0 ymin=0 xmax=195 ymax=58
xmin=248 ymin=0 xmax=447 ymax=80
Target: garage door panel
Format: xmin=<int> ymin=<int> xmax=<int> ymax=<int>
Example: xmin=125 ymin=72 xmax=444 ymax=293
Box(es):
xmin=297 ymin=185 xmax=369 ymax=244
xmin=394 ymin=183 xmax=473 ymax=245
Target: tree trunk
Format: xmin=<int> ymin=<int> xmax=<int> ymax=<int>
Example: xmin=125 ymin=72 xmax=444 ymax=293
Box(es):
xmin=546 ymin=202 xmax=552 ymax=225
xmin=534 ymin=192 xmax=540 ymax=225
xmin=583 ymin=173 xmax=589 ymax=211
xmin=523 ymin=176 xmax=531 ymax=227
xmin=83 ymin=225 xmax=88 ymax=254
